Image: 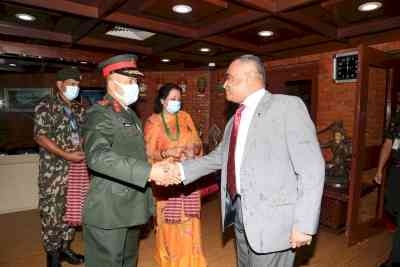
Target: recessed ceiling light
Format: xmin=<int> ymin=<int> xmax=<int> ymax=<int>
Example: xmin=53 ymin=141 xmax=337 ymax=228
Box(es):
xmin=161 ymin=58 xmax=170 ymax=63
xmin=172 ymin=4 xmax=192 ymax=14
xmin=9 ymin=63 xmax=16 ymax=67
xmin=80 ymin=61 xmax=88 ymax=64
xmin=15 ymin=13 xmax=36 ymax=21
xmin=358 ymin=1 xmax=382 ymax=12
xmin=199 ymin=47 xmax=211 ymax=53
xmin=208 ymin=62 xmax=216 ymax=67
xmin=258 ymin=30 xmax=274 ymax=37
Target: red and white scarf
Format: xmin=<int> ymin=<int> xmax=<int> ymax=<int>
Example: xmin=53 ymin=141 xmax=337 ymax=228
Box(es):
xmin=164 ymin=190 xmax=201 ymax=224
xmin=64 ymin=160 xmax=90 ymax=226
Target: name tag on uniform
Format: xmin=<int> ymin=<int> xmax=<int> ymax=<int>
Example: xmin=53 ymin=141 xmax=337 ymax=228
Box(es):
xmin=393 ymin=138 xmax=400 ymax=150
xmin=123 ymin=122 xmax=133 ymax=127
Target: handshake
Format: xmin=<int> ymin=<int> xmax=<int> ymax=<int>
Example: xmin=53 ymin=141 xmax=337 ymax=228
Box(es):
xmin=148 ymin=159 xmax=182 ymax=186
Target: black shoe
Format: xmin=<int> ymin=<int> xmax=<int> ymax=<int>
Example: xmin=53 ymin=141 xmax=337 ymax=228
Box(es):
xmin=46 ymin=252 xmax=61 ymax=267
xmin=61 ymin=248 xmax=84 ymax=265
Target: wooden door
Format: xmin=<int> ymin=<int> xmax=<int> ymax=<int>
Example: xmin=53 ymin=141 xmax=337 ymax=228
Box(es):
xmin=346 ymin=44 xmax=391 ymax=245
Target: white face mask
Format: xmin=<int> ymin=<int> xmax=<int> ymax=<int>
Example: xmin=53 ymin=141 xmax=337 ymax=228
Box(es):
xmin=166 ymin=100 xmax=181 ymax=114
xmin=113 ymin=80 xmax=139 ymax=106
xmin=63 ymin=85 xmax=79 ymax=101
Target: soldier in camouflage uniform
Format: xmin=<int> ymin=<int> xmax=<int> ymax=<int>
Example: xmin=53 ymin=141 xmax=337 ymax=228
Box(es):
xmin=34 ymin=67 xmax=85 ymax=267
xmin=375 ymin=112 xmax=400 ymax=267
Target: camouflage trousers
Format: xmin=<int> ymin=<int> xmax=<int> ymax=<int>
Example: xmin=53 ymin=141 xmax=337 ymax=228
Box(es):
xmin=38 ymin=174 xmax=75 ymax=252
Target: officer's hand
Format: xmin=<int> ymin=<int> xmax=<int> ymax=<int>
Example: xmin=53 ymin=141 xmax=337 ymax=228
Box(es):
xmin=65 ymin=151 xmax=85 ymax=162
xmin=374 ymin=170 xmax=383 ymax=185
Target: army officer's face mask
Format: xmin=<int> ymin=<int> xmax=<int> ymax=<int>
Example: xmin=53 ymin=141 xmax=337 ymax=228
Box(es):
xmin=112 ymin=80 xmax=139 ymax=106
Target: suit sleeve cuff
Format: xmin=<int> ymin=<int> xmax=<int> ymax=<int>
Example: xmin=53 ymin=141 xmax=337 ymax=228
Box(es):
xmin=178 ymin=163 xmax=186 ymax=181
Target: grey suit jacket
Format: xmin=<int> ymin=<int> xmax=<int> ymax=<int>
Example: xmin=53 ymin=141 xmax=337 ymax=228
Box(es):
xmin=182 ymin=91 xmax=325 ymax=253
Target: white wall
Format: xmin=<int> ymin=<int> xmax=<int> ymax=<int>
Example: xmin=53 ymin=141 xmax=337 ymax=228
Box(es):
xmin=0 ymin=154 xmax=39 ymax=214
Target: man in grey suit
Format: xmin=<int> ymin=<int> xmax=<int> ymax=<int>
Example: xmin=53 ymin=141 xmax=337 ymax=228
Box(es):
xmin=159 ymin=54 xmax=325 ymax=267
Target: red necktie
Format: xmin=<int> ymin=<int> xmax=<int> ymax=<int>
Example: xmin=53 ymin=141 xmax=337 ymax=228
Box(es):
xmin=227 ymin=104 xmax=245 ymax=200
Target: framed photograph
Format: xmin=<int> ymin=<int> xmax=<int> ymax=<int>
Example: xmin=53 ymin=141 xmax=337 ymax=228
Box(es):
xmin=79 ymin=89 xmax=105 ymax=107
xmin=4 ymin=88 xmax=52 ymax=112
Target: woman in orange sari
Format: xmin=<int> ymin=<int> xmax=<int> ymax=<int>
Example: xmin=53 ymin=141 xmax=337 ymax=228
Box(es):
xmin=144 ymin=83 xmax=207 ymax=267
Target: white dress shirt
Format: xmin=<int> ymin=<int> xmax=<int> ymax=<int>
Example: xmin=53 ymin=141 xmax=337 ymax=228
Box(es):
xmin=179 ymin=88 xmax=266 ymax=190
xmin=234 ymin=89 xmax=266 ymax=194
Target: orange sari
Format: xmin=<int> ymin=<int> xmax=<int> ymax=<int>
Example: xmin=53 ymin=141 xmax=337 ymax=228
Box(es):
xmin=144 ymin=111 xmax=207 ymax=267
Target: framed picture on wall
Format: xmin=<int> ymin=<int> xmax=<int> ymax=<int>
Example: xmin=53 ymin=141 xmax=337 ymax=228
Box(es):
xmin=4 ymin=88 xmax=52 ymax=112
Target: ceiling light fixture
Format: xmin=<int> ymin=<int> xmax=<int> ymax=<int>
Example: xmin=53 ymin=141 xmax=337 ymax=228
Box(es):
xmin=15 ymin=13 xmax=36 ymax=21
xmin=200 ymin=47 xmax=211 ymax=53
xmin=80 ymin=61 xmax=88 ymax=64
xmin=161 ymin=58 xmax=170 ymax=63
xmin=9 ymin=63 xmax=16 ymax=67
xmin=208 ymin=62 xmax=216 ymax=67
xmin=172 ymin=4 xmax=192 ymax=14
xmin=358 ymin=1 xmax=382 ymax=12
xmin=258 ymin=30 xmax=274 ymax=37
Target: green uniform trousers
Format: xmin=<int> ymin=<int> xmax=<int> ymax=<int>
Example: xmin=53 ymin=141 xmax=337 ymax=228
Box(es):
xmin=83 ymin=224 xmax=140 ymax=267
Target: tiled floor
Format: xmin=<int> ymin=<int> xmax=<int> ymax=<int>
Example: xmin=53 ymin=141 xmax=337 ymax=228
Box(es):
xmin=0 ymin=196 xmax=393 ymax=267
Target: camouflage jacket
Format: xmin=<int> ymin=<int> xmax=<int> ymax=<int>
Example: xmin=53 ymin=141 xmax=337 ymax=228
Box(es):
xmin=34 ymin=94 xmax=85 ymax=181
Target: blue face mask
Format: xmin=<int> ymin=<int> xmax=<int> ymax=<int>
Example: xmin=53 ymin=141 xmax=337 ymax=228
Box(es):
xmin=63 ymin=85 xmax=79 ymax=101
xmin=166 ymin=100 xmax=181 ymax=114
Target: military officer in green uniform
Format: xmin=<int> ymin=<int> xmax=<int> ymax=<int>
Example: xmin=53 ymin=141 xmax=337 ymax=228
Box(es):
xmin=375 ymin=112 xmax=400 ymax=267
xmin=34 ymin=67 xmax=85 ymax=267
xmin=82 ymin=54 xmax=178 ymax=267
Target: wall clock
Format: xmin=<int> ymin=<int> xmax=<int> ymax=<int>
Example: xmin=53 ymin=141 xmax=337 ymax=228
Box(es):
xmin=333 ymin=51 xmax=358 ymax=83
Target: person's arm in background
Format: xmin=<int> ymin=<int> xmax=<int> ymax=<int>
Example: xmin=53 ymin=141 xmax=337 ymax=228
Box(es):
xmin=374 ymin=139 xmax=393 ymax=184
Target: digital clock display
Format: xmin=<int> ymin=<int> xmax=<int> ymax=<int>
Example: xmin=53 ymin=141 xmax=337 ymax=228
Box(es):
xmin=333 ymin=52 xmax=358 ymax=82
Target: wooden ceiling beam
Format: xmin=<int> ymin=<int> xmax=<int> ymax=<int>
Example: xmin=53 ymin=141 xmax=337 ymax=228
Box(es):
xmin=0 ymin=21 xmax=151 ymax=55
xmin=235 ymin=0 xmax=277 ymax=12
xmin=204 ymin=35 xmax=266 ymax=54
xmin=78 ymin=37 xmax=152 ymax=55
xmin=202 ymin=0 xmax=229 ymax=8
xmin=4 ymin=0 xmax=98 ymax=18
xmin=338 ymin=16 xmax=400 ymax=39
xmin=97 ymin=0 xmax=128 ymax=18
xmin=276 ymin=0 xmax=319 ymax=12
xmin=235 ymin=0 xmax=339 ymax=40
xmin=104 ymin=12 xmax=196 ymax=38
xmin=72 ymin=0 xmax=129 ymax=43
xmin=271 ymin=40 xmax=348 ymax=59
xmin=197 ymin=10 xmax=268 ymax=38
xmin=0 ymin=40 xmax=113 ymax=63
xmin=277 ymin=11 xmax=338 ymax=39
xmin=135 ymin=0 xmax=158 ymax=13
xmin=320 ymin=0 xmax=347 ymax=9
xmin=0 ymin=21 xmax=72 ymax=43
xmin=261 ymin=34 xmax=329 ymax=53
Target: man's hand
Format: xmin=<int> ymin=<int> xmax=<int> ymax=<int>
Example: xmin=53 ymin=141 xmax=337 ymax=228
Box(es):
xmin=374 ymin=169 xmax=383 ymax=185
xmin=289 ymin=228 xmax=312 ymax=249
xmin=64 ymin=151 xmax=85 ymax=162
xmin=149 ymin=159 xmax=181 ymax=186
